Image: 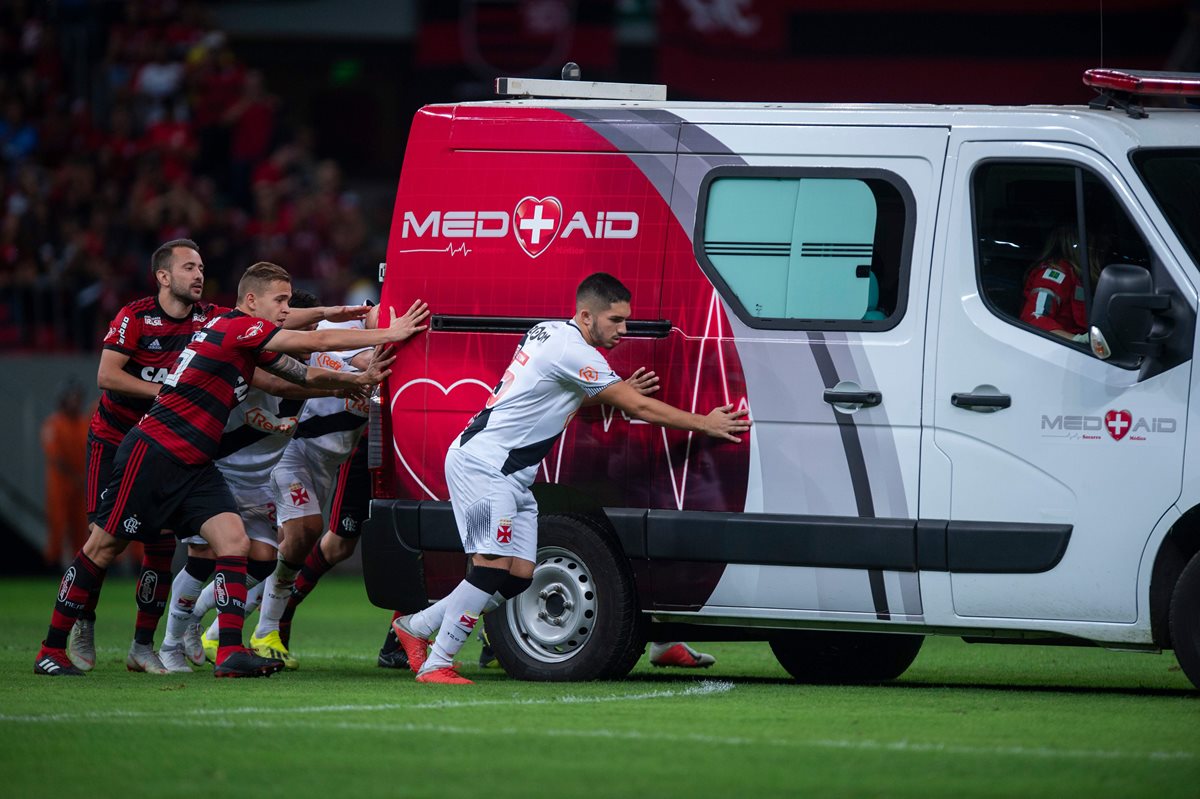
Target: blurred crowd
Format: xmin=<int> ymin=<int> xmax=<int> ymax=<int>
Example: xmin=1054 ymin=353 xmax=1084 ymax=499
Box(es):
xmin=0 ymin=0 xmax=381 ymax=352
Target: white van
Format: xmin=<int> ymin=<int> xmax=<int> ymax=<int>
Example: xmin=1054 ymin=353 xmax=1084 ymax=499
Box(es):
xmin=363 ymin=68 xmax=1200 ymax=688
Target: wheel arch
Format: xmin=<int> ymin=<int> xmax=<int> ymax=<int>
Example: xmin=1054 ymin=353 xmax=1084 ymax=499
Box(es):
xmin=1150 ymin=503 xmax=1200 ymax=648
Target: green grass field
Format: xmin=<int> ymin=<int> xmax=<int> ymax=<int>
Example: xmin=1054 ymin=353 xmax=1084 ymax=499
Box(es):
xmin=2 ymin=576 xmax=1197 ymax=798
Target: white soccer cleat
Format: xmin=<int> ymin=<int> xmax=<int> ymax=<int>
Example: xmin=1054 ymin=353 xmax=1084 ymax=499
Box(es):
xmin=67 ymin=619 xmax=96 ymax=672
xmin=182 ymin=621 xmax=206 ymax=666
xmin=158 ymin=642 xmax=194 ymax=673
xmin=125 ymin=641 xmax=171 ymax=674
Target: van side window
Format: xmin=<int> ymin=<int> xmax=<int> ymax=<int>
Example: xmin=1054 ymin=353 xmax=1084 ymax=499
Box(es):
xmin=973 ymin=162 xmax=1151 ymax=347
xmin=696 ymin=170 xmax=911 ymax=330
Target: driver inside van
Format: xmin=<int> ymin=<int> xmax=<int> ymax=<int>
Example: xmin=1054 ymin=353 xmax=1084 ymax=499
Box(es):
xmin=1019 ymin=225 xmax=1109 ymax=344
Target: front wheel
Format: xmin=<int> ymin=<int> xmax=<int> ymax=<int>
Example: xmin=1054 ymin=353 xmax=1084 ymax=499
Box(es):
xmin=1168 ymin=549 xmax=1200 ymax=691
xmin=769 ymin=629 xmax=924 ymax=683
xmin=485 ymin=513 xmax=643 ymax=681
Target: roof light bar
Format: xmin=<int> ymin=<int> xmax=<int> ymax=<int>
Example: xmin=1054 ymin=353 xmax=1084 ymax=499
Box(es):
xmin=495 ymin=76 xmax=666 ymax=102
xmin=1084 ymin=68 xmax=1200 ymax=97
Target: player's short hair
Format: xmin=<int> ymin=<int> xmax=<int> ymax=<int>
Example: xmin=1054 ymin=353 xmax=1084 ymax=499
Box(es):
xmin=150 ymin=238 xmax=200 ymax=278
xmin=237 ymin=262 xmax=292 ymax=303
xmin=576 ymin=272 xmax=631 ymax=310
xmin=289 ymin=288 xmax=319 ymax=309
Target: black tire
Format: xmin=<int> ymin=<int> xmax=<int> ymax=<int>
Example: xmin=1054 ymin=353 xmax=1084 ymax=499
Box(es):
xmin=485 ymin=513 xmax=643 ymax=681
xmin=1168 ymin=549 xmax=1200 ymax=691
xmin=769 ymin=629 xmax=924 ymax=683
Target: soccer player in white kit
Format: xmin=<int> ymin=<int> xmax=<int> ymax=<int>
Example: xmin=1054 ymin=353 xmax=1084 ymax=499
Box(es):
xmin=392 ymin=273 xmax=751 ymax=684
xmin=248 ymin=309 xmax=380 ymax=666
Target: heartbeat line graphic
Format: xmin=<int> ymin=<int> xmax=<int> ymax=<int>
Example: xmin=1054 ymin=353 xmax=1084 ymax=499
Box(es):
xmin=394 ymin=243 xmax=472 ymax=256
xmin=390 ymin=290 xmax=746 ymax=509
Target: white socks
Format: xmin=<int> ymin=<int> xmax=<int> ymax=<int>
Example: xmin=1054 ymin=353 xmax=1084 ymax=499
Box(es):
xmin=161 ymin=568 xmax=206 ymax=646
xmin=423 ymin=579 xmax=493 ymax=672
xmin=253 ymin=560 xmax=300 ymax=637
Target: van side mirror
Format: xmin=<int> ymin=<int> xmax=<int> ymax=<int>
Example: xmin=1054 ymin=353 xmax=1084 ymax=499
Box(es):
xmin=1088 ymin=264 xmax=1171 ymax=366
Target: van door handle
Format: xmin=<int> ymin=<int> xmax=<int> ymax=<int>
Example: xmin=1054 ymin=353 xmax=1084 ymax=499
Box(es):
xmin=823 ymin=389 xmax=882 ymax=408
xmin=951 ymin=392 xmax=1011 ymax=411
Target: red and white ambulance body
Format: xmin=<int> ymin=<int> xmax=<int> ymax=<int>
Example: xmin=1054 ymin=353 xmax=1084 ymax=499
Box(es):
xmin=365 ymin=71 xmax=1200 ymax=687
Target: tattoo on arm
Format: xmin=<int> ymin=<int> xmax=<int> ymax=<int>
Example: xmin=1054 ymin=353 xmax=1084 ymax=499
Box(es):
xmin=264 ymin=354 xmax=309 ymax=386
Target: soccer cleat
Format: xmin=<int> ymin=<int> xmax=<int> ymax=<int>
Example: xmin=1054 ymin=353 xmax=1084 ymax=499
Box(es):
xmin=182 ymin=621 xmax=206 ymax=666
xmin=34 ymin=647 xmax=85 ymax=676
xmin=649 ymin=642 xmax=716 ymax=669
xmin=249 ymin=630 xmax=298 ymax=670
xmin=158 ymin=642 xmax=194 ymax=673
xmin=478 ymin=627 xmax=499 ymax=669
xmin=213 ymin=648 xmax=285 ymax=678
xmin=67 ymin=619 xmax=96 ymax=671
xmin=201 ymin=628 xmax=219 ymax=665
xmin=126 ymin=641 xmax=171 ymax=674
xmin=377 ymin=627 xmax=411 ymax=669
xmin=391 ymin=616 xmax=429 ymax=674
xmin=415 ymin=666 xmax=474 ymax=685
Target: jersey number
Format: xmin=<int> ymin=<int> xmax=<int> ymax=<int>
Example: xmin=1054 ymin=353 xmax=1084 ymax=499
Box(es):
xmin=163 ymin=349 xmax=196 ymax=388
xmin=486 ymin=369 xmax=516 ymax=409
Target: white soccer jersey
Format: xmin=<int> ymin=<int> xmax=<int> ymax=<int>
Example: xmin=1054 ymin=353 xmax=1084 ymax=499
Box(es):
xmin=291 ymin=319 xmax=371 ymax=459
xmin=451 ymin=320 xmax=619 ymax=487
xmin=215 ymin=388 xmax=303 ymax=486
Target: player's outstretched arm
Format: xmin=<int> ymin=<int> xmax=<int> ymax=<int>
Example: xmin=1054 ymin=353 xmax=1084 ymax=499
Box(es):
xmin=251 ymin=369 xmax=340 ymax=400
xmin=265 ymin=300 xmax=429 ymax=355
xmin=282 ymin=303 xmax=372 ymax=330
xmin=261 ymin=349 xmax=397 ymax=391
xmin=581 ymin=366 xmax=660 ymax=407
xmin=97 ymin=349 xmax=162 ymax=400
xmin=593 ymin=380 xmax=750 ymax=442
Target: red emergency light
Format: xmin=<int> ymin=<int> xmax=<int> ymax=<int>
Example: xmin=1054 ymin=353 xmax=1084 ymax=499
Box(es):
xmin=1084 ymin=68 xmax=1200 ymax=118
xmin=1084 ymin=68 xmax=1200 ymax=97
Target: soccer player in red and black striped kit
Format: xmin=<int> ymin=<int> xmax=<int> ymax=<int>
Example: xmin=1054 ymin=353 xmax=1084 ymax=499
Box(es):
xmin=70 ymin=240 xmax=378 ymax=673
xmin=36 ymin=261 xmax=429 ymax=677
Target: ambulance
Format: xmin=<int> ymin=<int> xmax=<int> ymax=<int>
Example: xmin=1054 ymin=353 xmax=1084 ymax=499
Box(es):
xmin=363 ymin=68 xmax=1200 ymax=688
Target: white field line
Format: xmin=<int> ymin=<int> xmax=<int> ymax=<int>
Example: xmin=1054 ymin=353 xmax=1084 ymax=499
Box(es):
xmin=0 ymin=677 xmax=1192 ymax=762
xmin=0 ymin=680 xmax=735 ymax=722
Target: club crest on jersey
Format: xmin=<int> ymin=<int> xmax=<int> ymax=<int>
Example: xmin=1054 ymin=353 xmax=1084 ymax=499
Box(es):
xmin=58 ymin=566 xmax=77 ymax=602
xmin=238 ymin=320 xmax=265 ymax=341
xmin=290 ymin=482 xmax=310 ymax=506
xmin=138 ymin=571 xmax=158 ymax=603
xmin=496 ymin=518 xmax=513 ymax=544
xmin=123 ymin=515 xmax=141 ymax=535
xmin=341 ymin=517 xmax=358 ymax=533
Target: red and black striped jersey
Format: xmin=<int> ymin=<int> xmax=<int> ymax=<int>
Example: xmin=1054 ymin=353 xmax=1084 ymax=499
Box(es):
xmin=89 ymin=297 xmax=226 ymax=446
xmin=133 ymin=310 xmax=283 ymax=465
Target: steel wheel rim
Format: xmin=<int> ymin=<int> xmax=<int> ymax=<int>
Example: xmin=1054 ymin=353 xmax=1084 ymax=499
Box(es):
xmin=506 ymin=545 xmax=597 ymax=663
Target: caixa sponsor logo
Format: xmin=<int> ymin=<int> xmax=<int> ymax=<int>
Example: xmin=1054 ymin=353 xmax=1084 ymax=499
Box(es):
xmin=1041 ymin=410 xmax=1177 ymax=441
xmin=400 ymin=196 xmax=639 ymax=259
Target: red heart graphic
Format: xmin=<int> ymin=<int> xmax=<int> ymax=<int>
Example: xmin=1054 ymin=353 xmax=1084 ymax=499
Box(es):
xmin=390 ymin=377 xmax=493 ymax=499
xmin=1105 ymin=409 xmax=1132 ymax=441
xmin=513 ymin=196 xmax=563 ymax=258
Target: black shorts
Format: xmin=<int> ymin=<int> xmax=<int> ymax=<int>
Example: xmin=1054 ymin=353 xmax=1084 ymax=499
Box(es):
xmin=329 ymin=441 xmax=369 ymax=538
xmin=85 ymin=432 xmax=119 ymax=525
xmin=93 ymin=432 xmax=238 ymax=543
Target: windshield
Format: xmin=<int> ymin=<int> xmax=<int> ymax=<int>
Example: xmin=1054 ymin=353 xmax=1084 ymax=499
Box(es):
xmin=1133 ymin=148 xmax=1200 ymax=270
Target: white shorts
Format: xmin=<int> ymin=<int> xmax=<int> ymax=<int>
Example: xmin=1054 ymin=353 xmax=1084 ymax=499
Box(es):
xmin=271 ymin=438 xmax=342 ymax=525
xmin=179 ymin=482 xmax=279 ymax=548
xmin=445 ymin=448 xmax=538 ymax=562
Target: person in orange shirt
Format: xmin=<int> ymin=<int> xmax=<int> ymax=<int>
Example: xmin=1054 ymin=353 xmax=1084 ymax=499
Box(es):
xmin=41 ymin=380 xmax=90 ymax=568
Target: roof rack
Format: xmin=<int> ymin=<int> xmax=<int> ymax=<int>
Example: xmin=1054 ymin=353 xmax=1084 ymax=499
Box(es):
xmin=495 ymin=62 xmax=666 ymax=101
xmin=1084 ymin=68 xmax=1200 ymax=118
